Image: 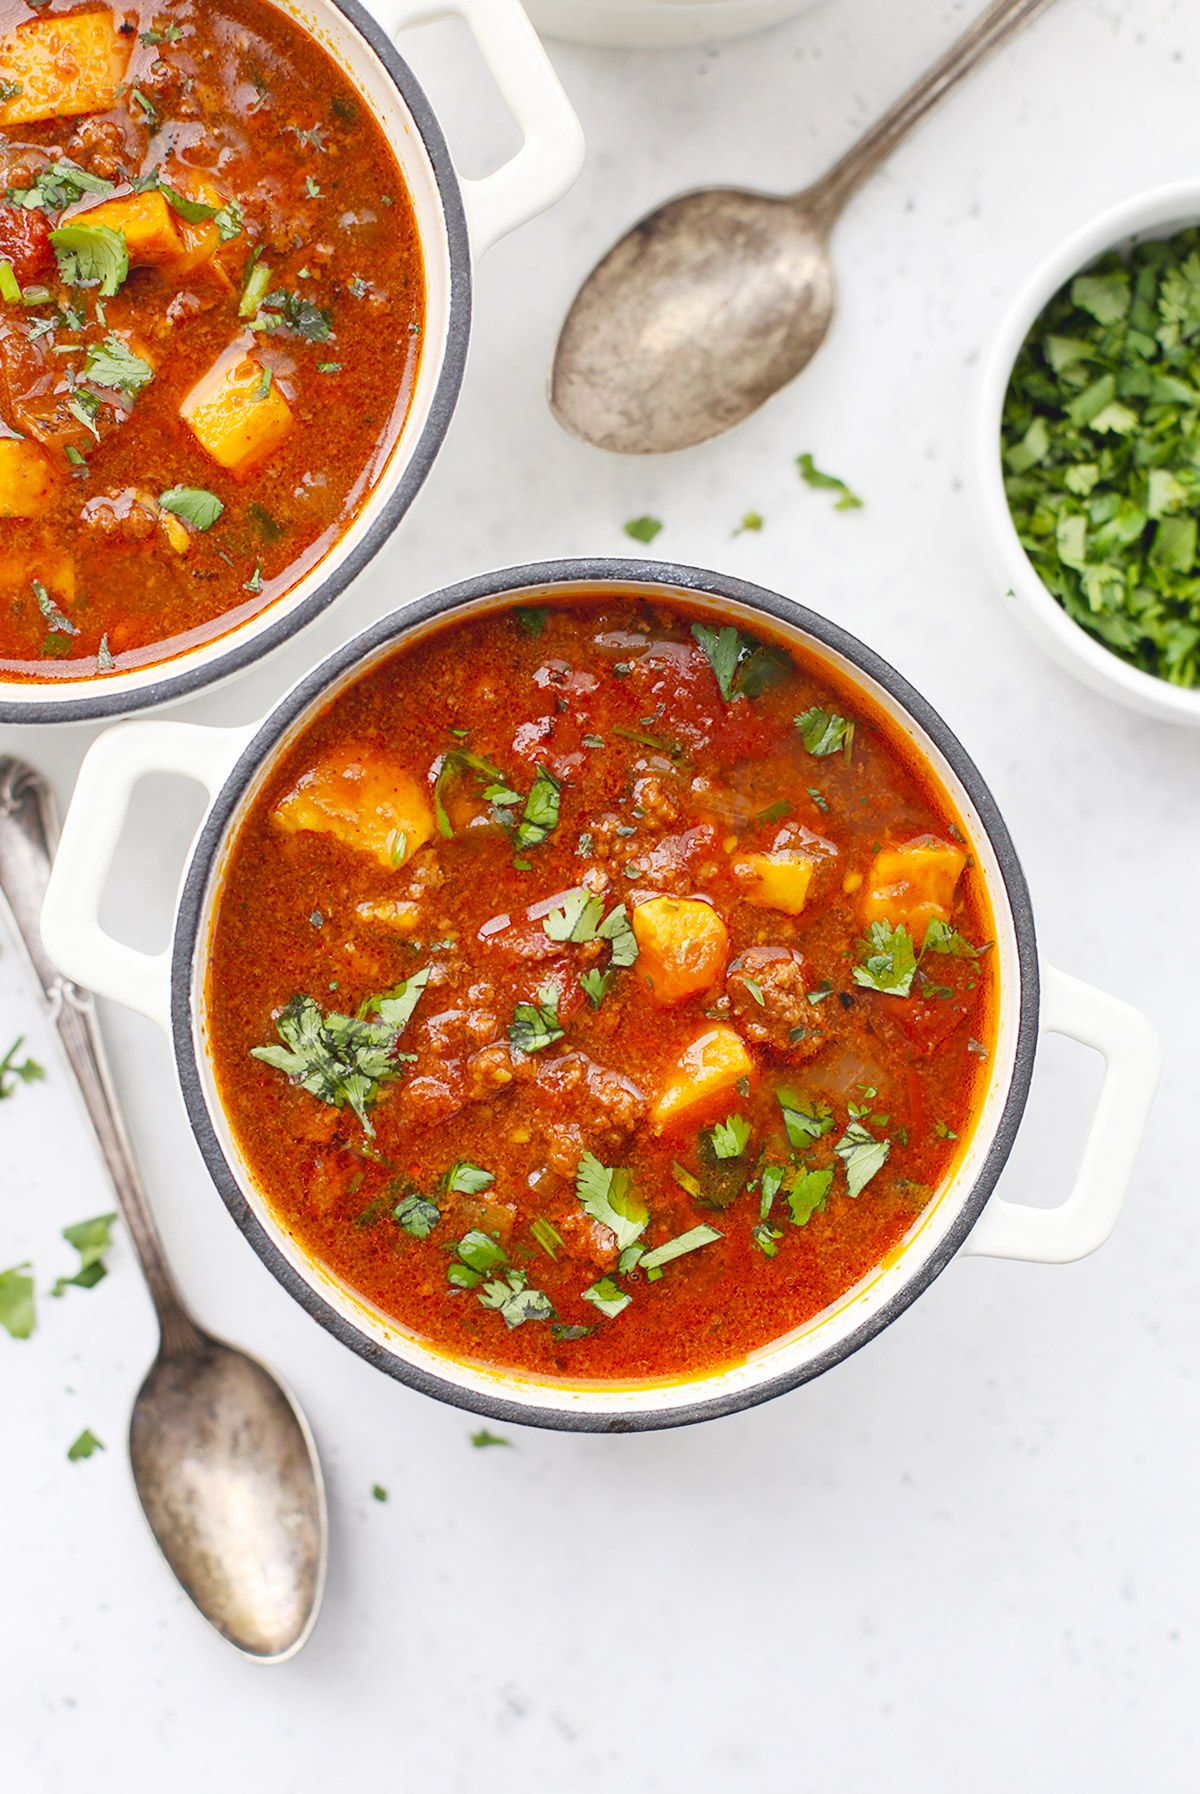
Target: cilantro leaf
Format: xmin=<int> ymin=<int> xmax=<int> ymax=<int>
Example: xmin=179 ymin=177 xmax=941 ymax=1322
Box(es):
xmin=159 ymin=486 xmax=224 ymax=531
xmin=834 ymin=1121 xmax=890 ymax=1198
xmin=507 ymin=980 xmax=563 ymax=1055
xmin=575 ymin=1153 xmax=648 ymax=1252
xmin=443 ymin=1161 xmax=494 ymax=1195
xmin=775 ymin=1087 xmax=833 ymax=1150
xmin=49 ymin=222 xmax=128 ymax=296
xmin=434 ymin=745 xmax=508 ymax=837
xmin=796 ymin=452 xmax=863 ymax=510
xmin=794 ymin=705 xmax=854 ymax=758
xmin=542 ymin=887 xmax=604 ymax=943
xmin=514 ymin=606 xmax=546 ymax=637
xmin=478 ymin=1267 xmax=555 ymax=1329
xmin=515 ymin=765 xmax=561 ymax=850
xmin=67 ymin=1428 xmax=105 ymax=1462
xmin=582 ymin=1275 xmax=631 ymax=1318
xmin=709 ymin=1113 xmax=751 ymax=1160
xmin=254 ymin=289 xmax=333 ymax=342
xmin=921 ymin=918 xmax=987 ymax=958
xmin=596 ymin=901 xmax=638 ymax=967
xmin=251 ymin=990 xmax=421 ymax=1135
xmin=580 ymin=968 xmax=613 ymax=1009
xmin=853 ymin=920 xmax=918 ymax=996
xmin=51 ymin=1213 xmax=117 ymax=1296
xmin=392 ymin=1191 xmax=440 ymax=1239
xmin=639 ymin=1224 xmax=722 ymax=1273
xmin=83 ymin=334 xmax=154 ymax=396
xmin=691 ymin=621 xmax=787 ymax=703
xmin=0 ymin=1265 xmax=35 ymax=1340
xmin=471 ymin=1428 xmax=512 ymax=1447
xmin=785 ymin=1166 xmax=833 ymax=1226
xmin=0 ymin=1036 xmax=45 ymax=1097
xmin=361 ymin=965 xmax=432 ymax=1032
xmin=691 ymin=622 xmax=742 ymax=701
xmin=624 ymin=515 xmax=662 ymax=544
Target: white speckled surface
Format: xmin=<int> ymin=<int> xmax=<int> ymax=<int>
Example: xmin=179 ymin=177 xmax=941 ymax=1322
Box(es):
xmin=2 ymin=1 xmax=1196 ymax=1785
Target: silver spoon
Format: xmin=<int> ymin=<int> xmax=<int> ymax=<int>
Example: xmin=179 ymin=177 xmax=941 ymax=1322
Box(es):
xmin=551 ymin=0 xmax=1061 ymax=455
xmin=0 ymin=758 xmax=326 ymax=1663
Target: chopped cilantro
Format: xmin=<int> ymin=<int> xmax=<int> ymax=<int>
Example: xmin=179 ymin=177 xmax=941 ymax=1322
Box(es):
xmin=691 ymin=621 xmax=787 ymax=703
xmin=575 ymin=1153 xmax=648 ymax=1251
xmin=530 ymin=1217 xmax=564 ymax=1261
xmin=67 ymin=1428 xmax=105 ymax=1462
xmin=514 ymin=765 xmax=561 ymax=851
xmin=580 ymin=968 xmax=613 ymax=1008
xmin=835 ymin=1121 xmax=890 ymax=1198
xmin=514 ymin=606 xmax=546 ymax=637
xmin=639 ymin=1224 xmax=722 ymax=1274
xmin=507 ymin=981 xmax=564 ymax=1055
xmin=794 ymin=705 xmax=854 ymax=758
xmin=709 ymin=1114 xmax=751 ymax=1160
xmin=159 ymin=486 xmax=223 ymax=531
xmin=776 ymin=1088 xmax=833 ymax=1149
xmin=853 ymin=920 xmax=918 ymax=996
xmin=251 ymin=976 xmax=427 ymax=1136
xmin=372 ymin=1482 xmax=388 ymax=1500
xmin=50 ymin=221 xmax=128 ymax=296
xmin=51 ymin=1213 xmax=117 ymax=1296
xmin=478 ymin=1267 xmax=555 ymax=1329
xmin=82 ymin=334 xmax=154 ymax=396
xmin=797 ymin=452 xmax=863 ymax=510
xmin=34 ymin=580 xmax=77 ymax=636
xmin=0 ymin=1265 xmax=35 ymax=1339
xmin=582 ymin=1275 xmax=631 ymax=1319
xmin=444 ymin=1162 xmax=494 ymax=1195
xmin=0 ymin=1036 xmax=45 ymax=1097
xmin=735 ymin=511 xmax=764 ymax=535
xmin=785 ymin=1166 xmax=833 ymax=1227
xmin=392 ymin=1190 xmax=440 ymax=1239
xmin=543 ymin=887 xmax=604 ymax=943
xmin=470 ymin=1429 xmax=512 ymax=1448
xmin=624 ymin=515 xmax=662 ymax=544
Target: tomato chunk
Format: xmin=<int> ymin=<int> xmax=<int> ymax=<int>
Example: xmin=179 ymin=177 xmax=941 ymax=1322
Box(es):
xmin=0 ymin=204 xmax=53 ymax=286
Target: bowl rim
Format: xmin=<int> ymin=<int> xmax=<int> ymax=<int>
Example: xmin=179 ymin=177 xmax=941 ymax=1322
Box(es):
xmin=168 ymin=557 xmax=1042 ymax=1433
xmin=976 ymin=176 xmax=1200 ymax=725
xmin=0 ymin=0 xmax=472 ymax=727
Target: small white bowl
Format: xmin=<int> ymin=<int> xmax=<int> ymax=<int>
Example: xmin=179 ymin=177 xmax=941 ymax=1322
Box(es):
xmin=976 ymin=179 xmax=1200 ymax=727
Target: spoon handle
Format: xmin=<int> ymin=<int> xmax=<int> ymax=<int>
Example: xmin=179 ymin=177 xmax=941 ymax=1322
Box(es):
xmin=0 ymin=759 xmax=201 ymax=1356
xmin=806 ymin=0 xmax=1061 ymax=224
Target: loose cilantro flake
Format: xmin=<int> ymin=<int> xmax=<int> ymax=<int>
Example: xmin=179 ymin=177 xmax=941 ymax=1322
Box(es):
xmin=82 ymin=334 xmax=154 ymax=396
xmin=624 ymin=515 xmax=662 ymax=543
xmin=582 ymin=1275 xmax=631 ymax=1319
xmin=50 ymin=221 xmax=128 ymax=295
xmin=776 ymin=1088 xmax=833 ymax=1150
xmin=252 ymin=977 xmax=427 ymax=1136
xmin=470 ymin=1429 xmax=512 ymax=1447
xmin=444 ymin=1162 xmax=494 ymax=1195
xmin=543 ymin=887 xmax=604 ymax=943
xmin=514 ymin=765 xmax=561 ymax=851
xmin=639 ymin=1224 xmax=722 ymax=1274
xmin=794 ymin=705 xmax=854 ymax=758
xmin=709 ymin=1114 xmax=751 ymax=1160
xmin=785 ymin=1166 xmax=833 ymax=1227
xmin=67 ymin=1428 xmax=105 ymax=1461
xmin=797 ymin=452 xmax=863 ymax=510
xmin=0 ymin=1036 xmax=45 ymax=1097
xmin=392 ymin=1190 xmax=440 ymax=1239
xmin=0 ymin=1265 xmax=35 ymax=1340
xmin=52 ymin=1213 xmax=117 ymax=1296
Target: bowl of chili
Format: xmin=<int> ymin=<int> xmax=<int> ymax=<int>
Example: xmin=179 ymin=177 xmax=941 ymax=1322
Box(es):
xmin=0 ymin=0 xmax=583 ymax=722
xmin=42 ymin=560 xmax=1161 ymax=1431
xmin=977 ymin=179 xmax=1200 ymax=724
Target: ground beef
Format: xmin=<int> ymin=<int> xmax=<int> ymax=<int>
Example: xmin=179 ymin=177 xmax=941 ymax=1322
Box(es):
xmin=532 ymin=1051 xmax=645 ymax=1176
xmin=726 ymin=947 xmax=823 ymax=1061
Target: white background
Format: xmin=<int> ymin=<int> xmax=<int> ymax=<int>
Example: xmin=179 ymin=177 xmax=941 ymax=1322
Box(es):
xmin=3 ymin=0 xmax=1197 ymax=1787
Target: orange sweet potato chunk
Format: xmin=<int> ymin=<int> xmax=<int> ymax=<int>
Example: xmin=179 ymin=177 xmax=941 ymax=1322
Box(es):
xmin=273 ymin=745 xmax=435 ymax=872
xmin=632 ymin=896 xmax=729 ymax=1006
xmin=0 ymin=11 xmax=132 ymax=128
xmin=651 ymin=1026 xmax=754 ymax=1131
xmin=180 ymin=349 xmax=293 ymax=477
xmin=862 ymin=835 xmax=966 ymax=940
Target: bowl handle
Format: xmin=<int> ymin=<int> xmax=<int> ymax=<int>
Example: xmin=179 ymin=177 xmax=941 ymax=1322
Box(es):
xmin=374 ymin=0 xmax=584 ymax=256
xmin=40 ymin=720 xmax=253 ymax=1031
xmin=963 ymin=963 xmax=1161 ymax=1264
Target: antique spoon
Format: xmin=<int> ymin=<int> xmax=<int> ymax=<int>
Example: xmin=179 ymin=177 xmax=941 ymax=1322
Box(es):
xmin=551 ymin=0 xmax=1061 ymax=454
xmin=0 ymin=759 xmax=326 ymax=1662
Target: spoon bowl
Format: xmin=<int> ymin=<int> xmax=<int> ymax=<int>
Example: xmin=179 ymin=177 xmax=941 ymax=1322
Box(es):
xmin=552 ymin=189 xmax=834 ymax=454
xmin=551 ymin=0 xmax=1061 ymax=455
xmin=131 ymin=1336 xmax=326 ymax=1662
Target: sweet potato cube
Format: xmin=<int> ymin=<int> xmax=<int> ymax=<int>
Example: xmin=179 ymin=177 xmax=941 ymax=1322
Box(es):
xmin=0 ymin=11 xmax=132 ymax=127
xmin=632 ymin=896 xmax=728 ymax=1006
xmin=74 ymin=191 xmax=183 ymax=267
xmin=180 ymin=349 xmax=292 ymax=476
xmin=0 ymin=545 xmax=75 ymax=606
xmin=273 ymin=746 xmax=435 ymax=872
xmin=862 ymin=835 xmax=966 ymax=939
xmin=732 ymin=850 xmax=815 ymax=916
xmin=167 ymin=173 xmax=231 ymax=279
xmin=0 ymin=437 xmax=57 ymax=517
xmin=651 ymin=1026 xmax=754 ymax=1132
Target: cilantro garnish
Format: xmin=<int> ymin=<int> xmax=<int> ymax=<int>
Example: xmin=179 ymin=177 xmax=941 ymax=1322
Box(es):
xmin=530 ymin=1216 xmax=564 ymax=1261
xmin=514 ymin=765 xmax=561 ymax=850
xmin=582 ymin=1275 xmax=631 ymax=1318
xmin=0 ymin=1265 xmax=35 ymax=1340
xmin=834 ymin=1121 xmax=890 ymax=1198
xmin=433 ymin=745 xmax=508 ymax=837
xmin=252 ymin=973 xmax=428 ymax=1135
xmin=444 ymin=1162 xmax=494 ymax=1195
xmin=794 ymin=705 xmax=854 ymax=758
xmin=796 ymin=452 xmax=863 ymax=510
xmin=514 ymin=606 xmax=546 ymax=637
xmin=253 ymin=289 xmax=333 ymax=342
xmin=51 ymin=1213 xmax=117 ymax=1296
xmin=575 ymin=1153 xmax=648 ymax=1251
xmin=372 ymin=1482 xmax=388 ymax=1500
xmin=785 ymin=1166 xmax=833 ymax=1226
xmin=34 ymin=580 xmax=77 ymax=636
xmin=708 ymin=1114 xmax=751 ymax=1160
xmin=507 ymin=980 xmax=564 ymax=1055
xmin=67 ymin=1428 xmax=105 ymax=1462
xmin=853 ymin=920 xmax=918 ymax=996
xmin=775 ymin=1087 xmax=833 ymax=1150
xmin=691 ymin=621 xmax=787 ymax=703
xmin=0 ymin=1036 xmax=45 ymax=1097
xmin=579 ymin=968 xmax=612 ymax=1009
xmin=478 ymin=1268 xmax=555 ymax=1330
xmin=82 ymin=334 xmax=154 ymax=397
xmin=392 ymin=1190 xmax=440 ymax=1239
xmin=50 ymin=222 xmax=128 ymax=296
xmin=624 ymin=515 xmax=662 ymax=543
xmin=470 ymin=1428 xmax=512 ymax=1447
xmin=13 ymin=158 xmax=113 ymax=212
xmin=639 ymin=1224 xmax=722 ymax=1276
xmin=922 ymin=917 xmax=987 ymax=958
xmin=159 ymin=486 xmax=223 ymax=531
xmin=543 ymin=887 xmax=604 ymax=943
